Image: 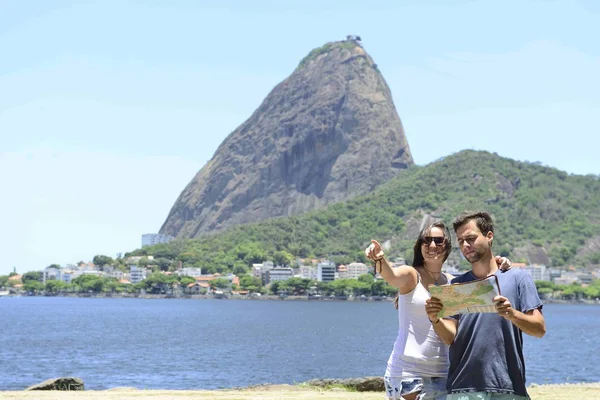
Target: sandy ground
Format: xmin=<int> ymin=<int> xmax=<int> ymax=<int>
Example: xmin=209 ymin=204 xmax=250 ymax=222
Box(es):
xmin=2 ymin=383 xmax=600 ymax=400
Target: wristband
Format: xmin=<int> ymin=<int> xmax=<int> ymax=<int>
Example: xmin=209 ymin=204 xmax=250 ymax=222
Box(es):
xmin=372 ymin=258 xmax=383 ymax=274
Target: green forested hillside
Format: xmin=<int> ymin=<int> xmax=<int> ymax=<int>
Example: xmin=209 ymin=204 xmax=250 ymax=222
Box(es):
xmin=132 ymin=151 xmax=600 ymax=273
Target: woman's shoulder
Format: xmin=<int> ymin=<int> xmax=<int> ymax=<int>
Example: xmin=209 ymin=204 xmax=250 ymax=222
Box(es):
xmin=389 ymin=264 xmax=417 ymax=275
xmin=395 ymin=265 xmax=420 ymax=294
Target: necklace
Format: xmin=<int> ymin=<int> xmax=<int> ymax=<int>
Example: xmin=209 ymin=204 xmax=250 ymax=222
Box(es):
xmin=422 ymin=266 xmax=445 ymax=286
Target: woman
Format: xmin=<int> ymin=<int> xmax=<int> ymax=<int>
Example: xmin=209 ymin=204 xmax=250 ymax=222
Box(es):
xmin=365 ymin=222 xmax=510 ymax=400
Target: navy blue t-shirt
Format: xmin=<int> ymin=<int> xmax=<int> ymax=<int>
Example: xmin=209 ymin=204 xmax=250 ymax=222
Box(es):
xmin=447 ymin=268 xmax=543 ymax=397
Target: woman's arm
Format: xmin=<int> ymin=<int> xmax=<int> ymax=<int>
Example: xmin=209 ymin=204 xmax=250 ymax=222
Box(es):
xmin=365 ymin=240 xmax=418 ymax=294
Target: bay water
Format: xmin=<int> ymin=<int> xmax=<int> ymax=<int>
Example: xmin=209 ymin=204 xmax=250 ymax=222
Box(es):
xmin=0 ymin=297 xmax=597 ymax=390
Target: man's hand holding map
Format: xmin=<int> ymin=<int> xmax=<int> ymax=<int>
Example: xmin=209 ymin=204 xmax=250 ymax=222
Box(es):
xmin=428 ymin=275 xmax=501 ymax=318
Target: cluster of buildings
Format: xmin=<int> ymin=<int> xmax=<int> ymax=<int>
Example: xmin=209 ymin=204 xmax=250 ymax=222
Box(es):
xmin=5 ymin=247 xmax=598 ymax=295
xmin=4 ymin=256 xmax=379 ymax=295
xmin=32 ymin=257 xmax=377 ymax=289
xmin=439 ymin=262 xmax=599 ymax=285
xmin=509 ymin=263 xmax=599 ymax=285
xmin=251 ymin=259 xmax=378 ymax=285
xmin=38 ymin=256 xmax=205 ymax=285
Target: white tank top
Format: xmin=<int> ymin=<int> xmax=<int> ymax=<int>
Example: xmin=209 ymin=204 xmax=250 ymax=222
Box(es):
xmin=385 ymin=274 xmax=450 ymax=378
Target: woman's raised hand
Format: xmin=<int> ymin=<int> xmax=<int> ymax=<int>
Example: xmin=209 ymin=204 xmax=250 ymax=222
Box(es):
xmin=365 ymin=239 xmax=385 ymax=261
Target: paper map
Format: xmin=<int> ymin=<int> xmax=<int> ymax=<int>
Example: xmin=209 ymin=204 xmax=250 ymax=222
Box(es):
xmin=428 ymin=275 xmax=500 ymax=318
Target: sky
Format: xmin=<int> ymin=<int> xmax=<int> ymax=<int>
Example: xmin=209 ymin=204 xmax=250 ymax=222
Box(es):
xmin=1 ymin=0 xmax=598 ymax=275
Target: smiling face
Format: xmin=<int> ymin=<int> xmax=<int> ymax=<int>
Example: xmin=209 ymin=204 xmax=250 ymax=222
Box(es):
xmin=456 ymin=220 xmax=493 ymax=263
xmin=412 ymin=222 xmax=452 ymax=267
xmin=421 ymin=226 xmax=447 ymax=262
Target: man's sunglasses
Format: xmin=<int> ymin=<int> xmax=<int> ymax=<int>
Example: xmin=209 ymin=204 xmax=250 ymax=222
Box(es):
xmin=423 ymin=236 xmax=445 ymax=245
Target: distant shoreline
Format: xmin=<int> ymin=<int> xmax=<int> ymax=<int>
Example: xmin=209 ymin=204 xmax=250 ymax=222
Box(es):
xmin=3 ymin=293 xmax=599 ymax=305
xmin=2 ymin=293 xmax=393 ymax=302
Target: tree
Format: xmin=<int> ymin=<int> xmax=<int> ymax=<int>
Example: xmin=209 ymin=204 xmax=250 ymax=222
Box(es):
xmin=234 ymin=243 xmax=267 ymax=265
xmin=330 ymin=279 xmax=350 ymax=296
xmin=144 ymin=272 xmax=169 ymax=293
xmin=179 ymin=276 xmax=196 ymax=286
xmin=269 ymin=280 xmax=282 ymax=295
xmin=351 ymin=281 xmax=372 ymax=296
xmin=0 ymin=275 xmax=9 ymax=287
xmin=232 ymin=263 xmax=248 ymax=276
xmin=45 ymin=280 xmax=68 ymax=293
xmin=283 ymin=277 xmax=311 ymax=295
xmin=132 ymin=282 xmax=146 ymax=293
xmin=273 ymin=250 xmax=294 ymax=267
xmin=22 ymin=271 xmax=42 ymax=283
xmin=316 ymin=281 xmax=333 ymax=296
xmin=93 ymin=255 xmax=114 ymax=268
xmin=177 ymin=252 xmax=200 ymax=265
xmin=558 ymin=283 xmax=585 ymax=300
xmin=155 ymin=258 xmax=173 ymax=271
xmin=91 ymin=278 xmax=105 ymax=292
xmin=584 ymin=284 xmax=600 ymax=299
xmin=239 ymin=275 xmax=262 ymax=292
xmin=104 ymin=279 xmax=123 ymax=293
xmin=535 ymin=281 xmax=556 ymax=290
xmin=211 ymin=278 xmax=230 ymax=290
xmin=24 ymin=280 xmax=43 ymax=293
xmin=72 ymin=274 xmax=104 ymax=292
xmin=371 ymin=280 xmax=388 ymax=296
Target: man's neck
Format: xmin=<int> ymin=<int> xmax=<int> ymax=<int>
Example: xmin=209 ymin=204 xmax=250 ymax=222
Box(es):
xmin=470 ymin=254 xmax=497 ymax=279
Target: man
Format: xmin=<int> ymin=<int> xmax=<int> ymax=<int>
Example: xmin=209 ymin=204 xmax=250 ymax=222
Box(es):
xmin=425 ymin=211 xmax=546 ymax=400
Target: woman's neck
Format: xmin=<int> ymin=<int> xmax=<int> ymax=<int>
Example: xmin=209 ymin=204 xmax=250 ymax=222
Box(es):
xmin=422 ymin=262 xmax=443 ymax=272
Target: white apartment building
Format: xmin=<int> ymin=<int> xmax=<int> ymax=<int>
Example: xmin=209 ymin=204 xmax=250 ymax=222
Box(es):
xmin=61 ymin=271 xmax=74 ymax=284
xmin=43 ymin=266 xmax=61 ymax=283
xmin=105 ymin=269 xmax=124 ymax=280
xmin=176 ymin=268 xmax=203 ymax=278
xmin=141 ymin=233 xmax=174 ymax=247
xmin=317 ymin=261 xmax=336 ymax=282
xmin=345 ymin=263 xmax=369 ymax=279
xmin=554 ymin=272 xmax=579 ymax=285
xmin=252 ymin=261 xmax=274 ymax=279
xmin=129 ymin=266 xmax=147 ymax=284
xmin=267 ymin=267 xmax=294 ymax=283
xmin=72 ymin=270 xmax=102 ymax=279
xmin=523 ymin=264 xmax=550 ymax=281
xmin=252 ymin=265 xmax=263 ymax=279
xmin=300 ymin=265 xmax=318 ymax=280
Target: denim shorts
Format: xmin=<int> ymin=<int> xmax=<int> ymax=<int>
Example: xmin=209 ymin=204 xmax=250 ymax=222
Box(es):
xmin=384 ymin=376 xmax=447 ymax=400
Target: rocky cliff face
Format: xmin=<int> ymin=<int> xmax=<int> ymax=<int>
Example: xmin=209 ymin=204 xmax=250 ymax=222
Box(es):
xmin=160 ymin=40 xmax=414 ymax=238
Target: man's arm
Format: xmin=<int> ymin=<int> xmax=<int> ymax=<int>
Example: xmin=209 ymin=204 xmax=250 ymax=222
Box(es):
xmin=494 ymin=296 xmax=546 ymax=338
xmin=425 ymin=297 xmax=458 ymax=345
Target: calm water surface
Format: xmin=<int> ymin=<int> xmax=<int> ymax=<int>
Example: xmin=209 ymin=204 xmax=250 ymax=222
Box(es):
xmin=0 ymin=297 xmax=597 ymax=390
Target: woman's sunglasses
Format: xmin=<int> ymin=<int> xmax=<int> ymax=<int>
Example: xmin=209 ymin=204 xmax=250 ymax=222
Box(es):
xmin=423 ymin=236 xmax=445 ymax=246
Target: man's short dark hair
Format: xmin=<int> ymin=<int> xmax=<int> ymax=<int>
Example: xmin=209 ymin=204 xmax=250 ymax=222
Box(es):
xmin=453 ymin=211 xmax=495 ymax=236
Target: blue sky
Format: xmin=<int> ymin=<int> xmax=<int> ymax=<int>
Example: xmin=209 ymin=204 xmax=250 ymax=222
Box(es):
xmin=1 ymin=0 xmax=598 ymax=275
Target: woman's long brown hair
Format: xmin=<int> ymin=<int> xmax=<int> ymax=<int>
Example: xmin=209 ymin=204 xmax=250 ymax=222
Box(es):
xmin=393 ymin=221 xmax=452 ymax=309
